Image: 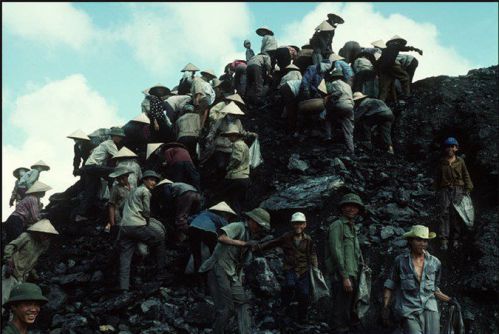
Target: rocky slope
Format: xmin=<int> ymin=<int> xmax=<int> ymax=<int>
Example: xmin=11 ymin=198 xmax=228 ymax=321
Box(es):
xmin=9 ymin=66 xmax=498 ymax=333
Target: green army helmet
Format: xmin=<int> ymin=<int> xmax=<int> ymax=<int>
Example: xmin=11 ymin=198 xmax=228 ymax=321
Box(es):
xmin=3 ymin=283 xmax=48 ymax=307
xmin=141 ymin=170 xmax=161 ymax=182
xmin=109 ymin=127 xmax=126 ymax=137
xmin=339 ymin=193 xmax=365 ymax=211
xmin=244 ymin=208 xmax=271 ymax=231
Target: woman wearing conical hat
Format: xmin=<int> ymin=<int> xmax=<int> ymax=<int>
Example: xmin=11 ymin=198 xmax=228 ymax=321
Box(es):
xmin=67 ymin=129 xmax=94 ymax=177
xmin=112 ymin=147 xmax=142 ymax=188
xmin=2 ymin=219 xmax=58 ymax=316
xmin=9 ymin=167 xmax=29 ymax=208
xmin=4 ymin=181 xmax=52 ymax=243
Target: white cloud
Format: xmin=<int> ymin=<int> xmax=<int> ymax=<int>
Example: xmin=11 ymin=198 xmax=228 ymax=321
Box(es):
xmin=2 ymin=2 xmax=95 ymax=49
xmin=117 ymin=3 xmax=250 ymax=82
xmin=2 ymin=74 xmax=125 ymax=220
xmin=280 ymin=2 xmax=477 ymax=80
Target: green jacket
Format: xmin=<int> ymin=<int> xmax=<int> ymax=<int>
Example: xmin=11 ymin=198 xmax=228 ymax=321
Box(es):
xmin=3 ymin=232 xmax=49 ymax=281
xmin=433 ymin=156 xmax=473 ymax=192
xmin=325 ymin=216 xmax=361 ymax=281
xmin=2 ymin=322 xmax=21 ymax=334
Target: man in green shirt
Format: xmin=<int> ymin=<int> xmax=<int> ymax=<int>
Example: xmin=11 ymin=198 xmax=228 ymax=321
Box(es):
xmin=325 ymin=193 xmax=366 ymax=333
xmin=199 ymin=207 xmax=271 ymax=334
xmin=2 ymin=283 xmax=48 ymax=334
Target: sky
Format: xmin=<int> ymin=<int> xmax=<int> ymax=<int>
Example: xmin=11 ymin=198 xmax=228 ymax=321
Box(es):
xmin=2 ymin=2 xmax=498 ymax=220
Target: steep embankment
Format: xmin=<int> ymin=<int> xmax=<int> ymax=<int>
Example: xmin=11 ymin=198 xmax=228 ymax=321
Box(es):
xmin=20 ymin=66 xmax=499 ymax=333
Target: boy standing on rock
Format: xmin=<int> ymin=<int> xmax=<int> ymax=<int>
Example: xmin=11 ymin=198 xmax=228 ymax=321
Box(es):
xmin=254 ymin=212 xmax=318 ymax=323
xmin=433 ymin=137 xmax=473 ymax=250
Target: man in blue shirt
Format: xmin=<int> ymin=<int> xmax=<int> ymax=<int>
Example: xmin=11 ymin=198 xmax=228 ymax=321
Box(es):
xmin=382 ymin=225 xmax=453 ymax=334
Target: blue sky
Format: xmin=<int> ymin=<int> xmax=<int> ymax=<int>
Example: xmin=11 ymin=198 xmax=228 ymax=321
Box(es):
xmin=2 ymin=2 xmax=498 ymax=219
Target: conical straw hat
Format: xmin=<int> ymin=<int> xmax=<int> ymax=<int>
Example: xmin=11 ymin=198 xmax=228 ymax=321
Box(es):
xmin=209 ymin=201 xmax=237 ymax=216
xmin=220 ymin=101 xmax=245 ymax=116
xmin=113 ymin=147 xmax=138 ymax=159
xmin=13 ymin=167 xmax=30 ymax=178
xmin=132 ymin=113 xmax=150 ymax=124
xmin=225 ymin=94 xmax=246 ymax=106
xmin=327 ymin=13 xmax=345 ymax=24
xmin=285 ymin=64 xmax=300 ymax=71
xmin=387 ymin=35 xmax=407 ymax=46
xmin=67 ymin=129 xmax=90 ymax=141
xmin=221 ymin=123 xmax=243 ymax=136
xmin=181 ymin=63 xmax=200 ymax=72
xmin=329 ymin=53 xmax=345 ymax=61
xmin=371 ymin=39 xmax=386 ymax=49
xmin=256 ymin=26 xmax=274 ymax=36
xmin=201 ymin=69 xmax=217 ymax=80
xmin=31 ymin=160 xmax=50 ymax=171
xmin=26 ymin=181 xmax=52 ymax=194
xmin=146 ymin=143 xmax=164 ymax=160
xmin=28 ymin=219 xmax=59 ymax=235
xmin=156 ymin=178 xmax=174 ymax=186
xmin=353 ymin=92 xmax=368 ymax=101
xmin=315 ymin=20 xmax=335 ymax=32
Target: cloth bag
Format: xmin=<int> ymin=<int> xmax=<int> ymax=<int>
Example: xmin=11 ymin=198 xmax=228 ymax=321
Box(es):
xmin=442 ymin=300 xmax=465 ymax=334
xmin=452 ymin=194 xmax=475 ymax=229
xmin=354 ymin=253 xmax=372 ymax=319
xmin=249 ymin=138 xmax=263 ymax=169
xmin=309 ymin=267 xmax=330 ymax=303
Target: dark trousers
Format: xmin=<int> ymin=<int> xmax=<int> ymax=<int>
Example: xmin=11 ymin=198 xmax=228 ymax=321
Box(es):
xmin=149 ymin=118 xmax=174 ymax=143
xmin=174 ymin=191 xmax=202 ymax=232
xmin=118 ymin=224 xmax=166 ymax=290
xmin=166 ymin=161 xmax=201 ymax=191
xmin=379 ymin=63 xmax=410 ymax=102
xmin=330 ymin=277 xmax=358 ymax=331
xmin=246 ymin=64 xmax=264 ymax=106
xmin=188 ymin=227 xmax=218 ymax=271
xmin=353 ymin=70 xmax=378 ymax=97
xmin=282 ymin=270 xmax=311 ymax=319
xmin=358 ymin=110 xmax=394 ymax=148
xmin=177 ymin=136 xmax=198 ymax=164
xmin=439 ymin=186 xmax=464 ymax=241
xmin=4 ymin=215 xmax=25 ymax=243
xmin=220 ymin=178 xmax=250 ymax=216
xmin=75 ymin=165 xmax=114 ymax=217
xmin=280 ymin=84 xmax=299 ymax=132
xmin=207 ymin=264 xmax=251 ymax=334
xmin=234 ymin=64 xmax=247 ymax=97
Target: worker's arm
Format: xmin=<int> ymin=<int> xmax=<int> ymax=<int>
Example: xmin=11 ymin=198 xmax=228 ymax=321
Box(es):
xmin=218 ymin=233 xmax=249 ymax=247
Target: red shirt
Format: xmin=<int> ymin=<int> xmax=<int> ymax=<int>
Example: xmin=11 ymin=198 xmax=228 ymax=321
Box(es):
xmin=164 ymin=147 xmax=192 ymax=164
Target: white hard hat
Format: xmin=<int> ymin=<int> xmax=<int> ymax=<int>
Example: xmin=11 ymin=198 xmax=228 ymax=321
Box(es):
xmin=291 ymin=212 xmax=306 ymax=223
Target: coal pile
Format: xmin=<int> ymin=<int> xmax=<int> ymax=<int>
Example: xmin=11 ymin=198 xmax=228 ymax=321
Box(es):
xmin=20 ymin=66 xmax=498 ymax=333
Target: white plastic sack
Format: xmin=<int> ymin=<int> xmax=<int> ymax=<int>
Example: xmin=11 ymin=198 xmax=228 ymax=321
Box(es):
xmin=309 ymin=267 xmax=330 ymax=303
xmin=184 ymin=242 xmax=211 ymax=274
xmin=249 ymin=138 xmax=263 ymax=169
xmin=453 ymin=194 xmax=475 ymax=229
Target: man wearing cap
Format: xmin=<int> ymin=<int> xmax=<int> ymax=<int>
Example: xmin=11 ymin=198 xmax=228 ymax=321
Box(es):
xmin=382 ymin=225 xmax=452 ymax=334
xmin=67 ymin=130 xmax=94 ymax=177
xmin=325 ymin=193 xmax=366 ymax=333
xmin=118 ymin=170 xmax=167 ymax=291
xmin=2 ymin=219 xmax=58 ymax=312
xmin=162 ymin=143 xmax=201 ymax=190
xmin=9 ymin=167 xmax=30 ymax=207
xmin=199 ymin=207 xmax=271 ymax=334
xmin=433 ymin=137 xmax=473 ymax=250
xmin=106 ymin=167 xmax=133 ymax=232
xmin=188 ymin=201 xmax=237 ymax=272
xmin=2 ymin=283 xmax=48 ymax=333
xmin=151 ymin=178 xmax=201 ymax=243
xmin=255 ymin=212 xmax=318 ymax=323
xmin=73 ymin=127 xmax=125 ymax=222
xmin=4 ymin=181 xmax=52 ymax=243
xmin=244 ymin=40 xmax=255 ymax=61
xmin=323 ymin=68 xmax=355 ymax=154
xmin=377 ymin=36 xmax=422 ymax=102
xmin=353 ymin=91 xmax=395 ymax=154
xmin=16 ymin=161 xmax=50 ymax=200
